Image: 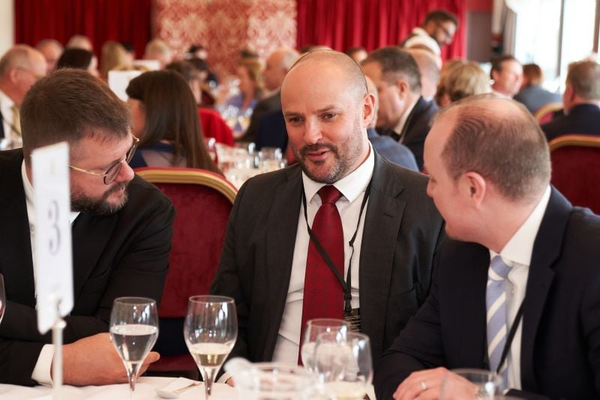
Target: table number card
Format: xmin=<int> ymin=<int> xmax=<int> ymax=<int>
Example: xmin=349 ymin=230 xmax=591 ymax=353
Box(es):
xmin=32 ymin=142 xmax=74 ymax=334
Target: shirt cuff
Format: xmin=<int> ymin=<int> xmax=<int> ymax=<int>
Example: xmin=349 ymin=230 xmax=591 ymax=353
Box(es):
xmin=217 ymin=371 xmax=233 ymax=384
xmin=32 ymin=344 xmax=54 ymax=385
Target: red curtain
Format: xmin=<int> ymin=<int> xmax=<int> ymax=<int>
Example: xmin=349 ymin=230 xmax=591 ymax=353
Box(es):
xmin=296 ymin=0 xmax=466 ymax=60
xmin=14 ymin=0 xmax=152 ymax=59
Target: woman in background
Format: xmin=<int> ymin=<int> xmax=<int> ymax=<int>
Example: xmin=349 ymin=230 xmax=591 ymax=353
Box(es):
xmin=437 ymin=61 xmax=490 ymax=107
xmin=100 ymin=41 xmax=128 ymax=81
xmin=56 ymin=48 xmax=99 ymax=78
xmin=125 ymin=70 xmax=221 ymax=174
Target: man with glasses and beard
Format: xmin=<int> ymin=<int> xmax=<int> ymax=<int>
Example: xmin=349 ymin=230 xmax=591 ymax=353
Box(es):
xmin=211 ymin=51 xmax=444 ymax=378
xmin=400 ymin=10 xmax=459 ymax=57
xmin=0 ymin=69 xmax=175 ymax=386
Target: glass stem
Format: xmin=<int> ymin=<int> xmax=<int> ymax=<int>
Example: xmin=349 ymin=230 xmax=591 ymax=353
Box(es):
xmin=127 ymin=362 xmax=142 ymax=400
xmin=201 ymin=367 xmax=218 ymax=399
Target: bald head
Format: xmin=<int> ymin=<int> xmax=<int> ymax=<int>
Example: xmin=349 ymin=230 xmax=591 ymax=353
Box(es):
xmin=407 ymin=48 xmax=441 ymax=99
xmin=36 ymin=39 xmax=64 ymax=73
xmin=433 ymin=94 xmax=550 ymax=201
xmin=0 ymin=45 xmax=47 ymax=105
xmin=263 ymin=47 xmax=299 ymax=91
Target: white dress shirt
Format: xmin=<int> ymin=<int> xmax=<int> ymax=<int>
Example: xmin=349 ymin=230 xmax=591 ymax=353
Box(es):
xmin=272 ymin=144 xmax=375 ymax=364
xmin=488 ymin=185 xmax=551 ymax=390
xmin=0 ymin=89 xmax=18 ymax=145
xmin=392 ymin=97 xmax=418 ymax=144
xmin=21 ymin=161 xmax=80 ymax=385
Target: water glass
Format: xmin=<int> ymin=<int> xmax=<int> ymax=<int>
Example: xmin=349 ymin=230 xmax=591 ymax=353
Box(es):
xmin=184 ymin=295 xmax=237 ymax=399
xmin=110 ymin=297 xmax=159 ymax=400
xmin=439 ymin=368 xmax=504 ymax=400
xmin=300 ymin=318 xmax=349 ymax=371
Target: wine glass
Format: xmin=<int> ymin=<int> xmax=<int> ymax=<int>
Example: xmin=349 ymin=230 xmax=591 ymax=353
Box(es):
xmin=439 ymin=368 xmax=504 ymax=400
xmin=0 ymin=274 xmax=5 ymax=324
xmin=314 ymin=331 xmax=373 ymax=400
xmin=110 ymin=297 xmax=159 ymax=400
xmin=300 ymin=318 xmax=349 ymax=371
xmin=184 ymin=295 xmax=237 ymax=399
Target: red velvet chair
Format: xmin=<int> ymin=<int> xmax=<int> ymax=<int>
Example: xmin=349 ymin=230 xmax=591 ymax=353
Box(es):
xmin=535 ymin=102 xmax=563 ymax=125
xmin=135 ymin=167 xmax=237 ymax=375
xmin=198 ymin=108 xmax=234 ymax=146
xmin=549 ymin=134 xmax=600 ymax=214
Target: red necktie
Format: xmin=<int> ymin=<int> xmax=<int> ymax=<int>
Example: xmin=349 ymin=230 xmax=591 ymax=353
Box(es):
xmin=299 ymin=186 xmax=344 ymax=362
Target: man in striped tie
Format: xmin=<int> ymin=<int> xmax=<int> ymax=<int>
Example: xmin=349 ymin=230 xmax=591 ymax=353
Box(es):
xmin=374 ymin=94 xmax=600 ymax=400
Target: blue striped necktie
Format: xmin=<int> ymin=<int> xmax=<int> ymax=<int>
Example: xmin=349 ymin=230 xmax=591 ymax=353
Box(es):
xmin=486 ymin=255 xmax=512 ymax=380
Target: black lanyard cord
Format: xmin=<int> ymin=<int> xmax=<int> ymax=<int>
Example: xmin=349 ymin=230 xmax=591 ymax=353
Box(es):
xmin=484 ymin=299 xmax=525 ymax=375
xmin=302 ymin=181 xmax=372 ymax=313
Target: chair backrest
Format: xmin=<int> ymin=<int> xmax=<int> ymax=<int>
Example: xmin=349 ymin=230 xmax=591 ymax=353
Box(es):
xmin=535 ymin=102 xmax=563 ymax=125
xmin=135 ymin=167 xmax=237 ymax=317
xmin=549 ymin=134 xmax=600 ymax=214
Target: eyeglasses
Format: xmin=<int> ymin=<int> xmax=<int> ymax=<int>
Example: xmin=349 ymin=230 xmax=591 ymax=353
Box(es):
xmin=69 ymin=135 xmax=139 ymax=185
xmin=435 ymin=22 xmax=455 ymax=41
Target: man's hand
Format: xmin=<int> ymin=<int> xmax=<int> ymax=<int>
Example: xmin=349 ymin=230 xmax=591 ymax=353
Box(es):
xmin=393 ymin=367 xmax=455 ymax=400
xmin=58 ymin=333 xmax=160 ymax=386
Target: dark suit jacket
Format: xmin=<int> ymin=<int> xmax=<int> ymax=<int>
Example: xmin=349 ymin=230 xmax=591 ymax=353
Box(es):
xmin=211 ymin=152 xmax=445 ymax=365
xmin=243 ymin=92 xmax=281 ymax=143
xmin=367 ymin=128 xmax=418 ymax=171
xmin=379 ymin=96 xmax=438 ymax=171
xmin=541 ymin=103 xmax=600 ymax=142
xmin=514 ymin=86 xmax=561 ymax=114
xmin=375 ymin=188 xmax=600 ymax=400
xmin=255 ymin=109 xmax=288 ymax=152
xmin=0 ymin=149 xmax=175 ymax=386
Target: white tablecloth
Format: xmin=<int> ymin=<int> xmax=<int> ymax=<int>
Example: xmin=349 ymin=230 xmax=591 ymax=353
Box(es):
xmin=0 ymin=377 xmax=238 ymax=400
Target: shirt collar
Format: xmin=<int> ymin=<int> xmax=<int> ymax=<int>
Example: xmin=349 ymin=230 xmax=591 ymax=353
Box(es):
xmin=302 ymin=142 xmax=375 ymax=205
xmin=490 ymin=185 xmax=552 ymax=266
xmin=393 ymin=97 xmax=419 ymax=137
xmin=0 ymin=89 xmax=14 ymax=112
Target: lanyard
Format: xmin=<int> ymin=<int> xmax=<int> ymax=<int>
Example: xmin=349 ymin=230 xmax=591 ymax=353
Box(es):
xmin=301 ymin=181 xmax=372 ymax=313
xmin=484 ymin=299 xmax=525 ymax=375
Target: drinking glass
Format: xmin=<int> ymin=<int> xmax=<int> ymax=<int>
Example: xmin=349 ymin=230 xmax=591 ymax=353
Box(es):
xmin=0 ymin=274 xmax=5 ymax=325
xmin=314 ymin=331 xmax=372 ymax=400
xmin=300 ymin=318 xmax=349 ymax=372
xmin=439 ymin=368 xmax=504 ymax=400
xmin=184 ymin=295 xmax=237 ymax=399
xmin=110 ymin=297 xmax=159 ymax=400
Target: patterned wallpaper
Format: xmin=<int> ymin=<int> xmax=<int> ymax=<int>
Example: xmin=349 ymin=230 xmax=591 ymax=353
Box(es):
xmin=153 ymin=0 xmax=296 ymax=79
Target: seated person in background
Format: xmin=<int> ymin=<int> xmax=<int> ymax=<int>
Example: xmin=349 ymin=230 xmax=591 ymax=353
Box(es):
xmin=400 ymin=10 xmax=459 ymax=56
xmin=375 ymin=94 xmax=600 ymax=400
xmin=187 ymin=57 xmax=217 ymax=106
xmin=437 ymin=60 xmax=489 ymax=107
xmin=490 ymin=55 xmax=523 ymax=98
xmin=242 ymin=47 xmax=299 ymax=143
xmin=100 ymin=41 xmax=128 ymax=81
xmin=35 ymin=39 xmax=63 ymax=74
xmin=514 ymin=63 xmax=561 ymax=114
xmin=365 ymin=76 xmax=418 ymax=171
xmin=0 ymin=69 xmax=175 ymax=386
xmin=56 ymin=48 xmax=100 ymax=78
xmin=167 ymin=61 xmax=234 ymax=146
xmin=346 ymin=46 xmax=368 ymax=63
xmin=220 ymin=58 xmax=265 ymax=137
xmin=144 ymin=39 xmax=172 ymax=70
xmin=541 ymin=60 xmax=600 ymax=141
xmin=433 ymin=59 xmax=464 ymax=105
xmin=211 ymin=50 xmax=444 ymax=371
xmin=362 ymin=47 xmax=438 ymax=170
xmin=406 ymin=48 xmax=441 ymax=101
xmin=65 ymin=34 xmax=93 ymax=52
xmin=126 ymin=70 xmax=221 ymax=174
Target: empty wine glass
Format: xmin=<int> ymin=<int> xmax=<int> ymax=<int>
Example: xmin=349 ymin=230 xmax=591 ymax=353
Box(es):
xmin=110 ymin=297 xmax=159 ymax=400
xmin=184 ymin=295 xmax=237 ymax=399
xmin=439 ymin=368 xmax=504 ymax=400
xmin=300 ymin=318 xmax=349 ymax=372
xmin=314 ymin=331 xmax=372 ymax=400
xmin=0 ymin=274 xmax=5 ymax=325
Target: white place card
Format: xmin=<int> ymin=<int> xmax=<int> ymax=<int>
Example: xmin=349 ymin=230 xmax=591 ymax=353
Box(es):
xmin=132 ymin=59 xmax=161 ymax=71
xmin=108 ymin=70 xmax=143 ymax=101
xmin=31 ymin=142 xmax=74 ymax=334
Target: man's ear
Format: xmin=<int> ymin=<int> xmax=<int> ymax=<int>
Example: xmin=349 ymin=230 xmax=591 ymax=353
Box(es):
xmin=362 ymin=92 xmax=376 ymax=127
xmin=8 ymin=67 xmax=20 ymax=84
xmin=396 ymin=79 xmax=410 ymax=98
xmin=463 ymin=171 xmax=487 ymax=208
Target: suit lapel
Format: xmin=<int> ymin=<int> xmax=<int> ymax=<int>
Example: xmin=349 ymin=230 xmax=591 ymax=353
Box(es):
xmin=0 ymin=150 xmax=35 ymax=306
xmin=263 ymin=166 xmax=303 ymax=358
xmin=520 ymin=189 xmax=569 ymax=391
xmin=359 ymin=154 xmax=406 ymax=354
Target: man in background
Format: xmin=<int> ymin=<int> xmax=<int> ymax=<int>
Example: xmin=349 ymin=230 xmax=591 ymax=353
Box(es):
xmin=144 ymin=39 xmax=173 ymax=69
xmin=0 ymin=45 xmax=47 ymax=149
xmin=362 ymin=46 xmax=438 ymax=170
xmin=491 ymin=55 xmax=523 ymax=98
xmin=212 ymin=51 xmax=443 ymax=373
xmin=0 ymin=69 xmax=175 ymax=386
xmin=407 ymin=48 xmax=441 ymax=101
xmin=35 ymin=39 xmax=63 ymax=74
xmin=401 ymin=10 xmax=459 ymax=56
xmin=375 ymin=95 xmax=600 ymax=399
xmin=542 ymin=60 xmax=600 ymax=141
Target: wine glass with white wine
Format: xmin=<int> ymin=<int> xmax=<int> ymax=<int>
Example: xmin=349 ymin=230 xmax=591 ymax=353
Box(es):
xmin=184 ymin=295 xmax=237 ymax=399
xmin=110 ymin=297 xmax=159 ymax=400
